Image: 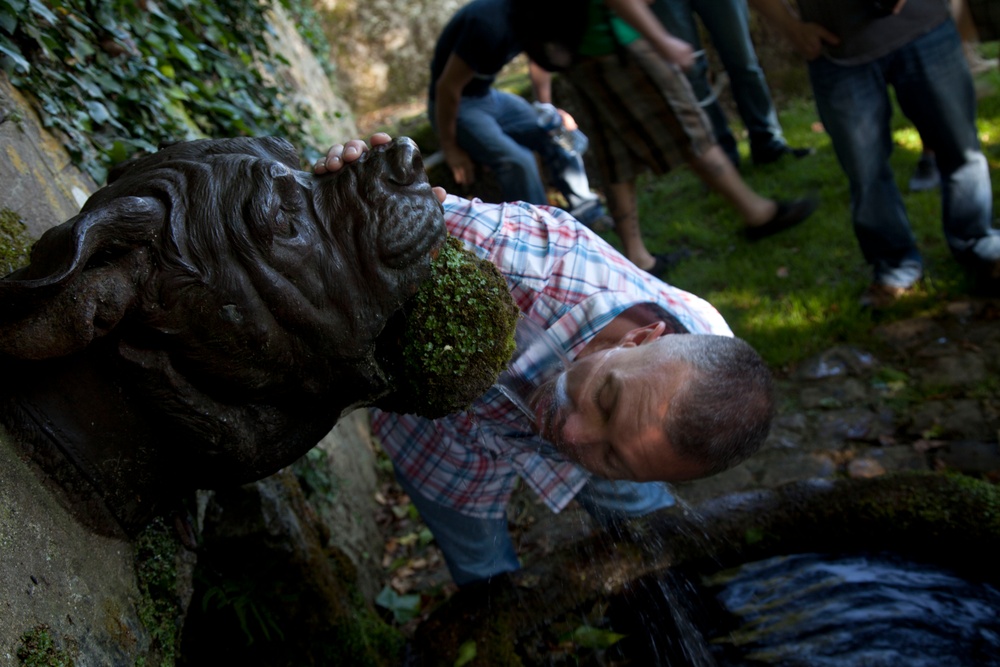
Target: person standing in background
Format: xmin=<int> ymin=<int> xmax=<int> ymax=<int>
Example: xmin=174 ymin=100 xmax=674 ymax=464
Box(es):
xmin=650 ymin=0 xmax=815 ymax=167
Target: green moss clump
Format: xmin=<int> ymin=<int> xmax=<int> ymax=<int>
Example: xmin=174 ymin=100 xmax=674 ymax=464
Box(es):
xmin=0 ymin=208 xmax=32 ymax=276
xmin=397 ymin=236 xmax=519 ymax=418
xmin=16 ymin=625 xmax=73 ymax=667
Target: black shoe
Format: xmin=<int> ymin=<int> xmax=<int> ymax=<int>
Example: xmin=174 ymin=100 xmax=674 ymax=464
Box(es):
xmin=908 ymin=153 xmax=940 ymax=192
xmin=744 ymin=196 xmax=818 ymax=241
xmin=752 ymin=144 xmax=816 ymax=166
xmin=643 ymin=249 xmax=692 ymax=278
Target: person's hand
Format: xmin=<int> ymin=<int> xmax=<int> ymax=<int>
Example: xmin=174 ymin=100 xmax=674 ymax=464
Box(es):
xmin=443 ymin=144 xmax=476 ymax=186
xmin=663 ymin=35 xmax=696 ymax=70
xmin=313 ymin=132 xmax=448 ymax=204
xmin=557 ymin=108 xmax=579 ymax=132
xmin=787 ymin=21 xmax=839 ymax=60
xmin=891 ymin=0 xmax=907 ymax=13
xmin=313 ymin=132 xmax=392 ymax=174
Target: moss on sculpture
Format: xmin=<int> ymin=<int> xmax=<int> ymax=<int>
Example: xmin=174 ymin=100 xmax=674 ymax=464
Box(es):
xmin=397 ymin=236 xmax=519 ymax=418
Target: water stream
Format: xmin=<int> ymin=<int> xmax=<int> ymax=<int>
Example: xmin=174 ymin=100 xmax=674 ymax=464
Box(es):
xmin=601 ymin=551 xmax=1000 ymax=666
xmin=494 ymin=317 xmax=570 ymax=423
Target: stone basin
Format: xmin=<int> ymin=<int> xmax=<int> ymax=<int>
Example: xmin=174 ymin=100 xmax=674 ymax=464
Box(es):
xmin=409 ymin=472 xmax=1000 ymax=666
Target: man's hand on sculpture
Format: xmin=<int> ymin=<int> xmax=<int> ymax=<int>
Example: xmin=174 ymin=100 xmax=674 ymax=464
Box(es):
xmin=315 ymin=133 xmax=448 ymax=204
xmin=313 ymin=133 xmax=391 ymax=174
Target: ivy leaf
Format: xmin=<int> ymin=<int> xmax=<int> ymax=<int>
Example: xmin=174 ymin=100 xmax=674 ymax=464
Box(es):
xmin=0 ymin=11 xmax=18 ymax=35
xmin=453 ymin=640 xmax=477 ymax=667
xmin=26 ymin=0 xmax=56 ymax=24
xmin=105 ymin=139 xmax=130 ymax=165
xmin=374 ymin=586 xmax=421 ymax=624
xmin=568 ymin=625 xmax=626 ymax=649
xmin=0 ymin=36 xmax=29 ymax=73
xmin=169 ymin=41 xmax=201 ymax=71
xmin=84 ymin=100 xmax=111 ymax=124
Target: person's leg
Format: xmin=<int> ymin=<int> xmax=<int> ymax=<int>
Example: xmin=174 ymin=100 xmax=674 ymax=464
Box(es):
xmin=686 ymin=144 xmax=776 ymax=223
xmin=451 ymin=90 xmax=550 ymax=205
xmin=892 ymin=20 xmax=1000 ymax=281
xmin=807 ymin=55 xmax=922 ymax=292
xmin=604 ymin=181 xmax=656 ymax=269
xmin=575 ymin=476 xmax=676 ymax=530
xmin=650 ymin=0 xmax=740 ymax=165
xmin=394 ymin=467 xmax=520 ymax=587
xmin=692 ymin=0 xmax=790 ymax=161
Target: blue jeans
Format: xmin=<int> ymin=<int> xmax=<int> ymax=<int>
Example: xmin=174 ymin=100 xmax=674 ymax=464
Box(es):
xmin=808 ymin=20 xmax=1000 ymax=288
xmin=430 ymin=89 xmax=599 ymax=210
xmin=651 ymin=0 xmax=787 ymax=161
xmin=394 ymin=469 xmax=676 ymax=586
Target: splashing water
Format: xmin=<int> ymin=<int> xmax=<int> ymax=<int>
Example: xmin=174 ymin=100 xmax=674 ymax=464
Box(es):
xmin=495 ymin=317 xmax=571 ymax=425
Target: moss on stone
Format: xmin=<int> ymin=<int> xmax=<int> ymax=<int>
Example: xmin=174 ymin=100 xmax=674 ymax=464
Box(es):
xmin=16 ymin=625 xmax=73 ymax=667
xmin=133 ymin=517 xmax=182 ymax=666
xmin=0 ymin=207 xmax=32 ymax=276
xmin=398 ymin=235 xmax=518 ymax=418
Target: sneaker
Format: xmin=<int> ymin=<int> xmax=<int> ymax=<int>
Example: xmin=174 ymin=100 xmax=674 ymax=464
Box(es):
xmin=908 ymin=153 xmax=940 ymax=192
xmin=752 ymin=144 xmax=816 ymax=166
xmin=859 ymin=282 xmax=913 ymax=310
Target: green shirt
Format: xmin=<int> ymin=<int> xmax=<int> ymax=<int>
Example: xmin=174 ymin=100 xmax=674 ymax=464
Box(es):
xmin=578 ymin=0 xmax=640 ymax=56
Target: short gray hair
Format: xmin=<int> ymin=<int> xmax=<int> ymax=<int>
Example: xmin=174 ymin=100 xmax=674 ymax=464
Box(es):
xmin=661 ymin=334 xmax=774 ymax=474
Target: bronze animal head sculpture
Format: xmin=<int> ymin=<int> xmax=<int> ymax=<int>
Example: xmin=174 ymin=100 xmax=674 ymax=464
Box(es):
xmin=0 ymin=136 xmax=454 ymax=532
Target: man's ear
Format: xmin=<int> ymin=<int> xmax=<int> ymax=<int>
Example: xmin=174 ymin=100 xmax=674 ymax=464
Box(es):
xmin=619 ymin=321 xmax=668 ymax=347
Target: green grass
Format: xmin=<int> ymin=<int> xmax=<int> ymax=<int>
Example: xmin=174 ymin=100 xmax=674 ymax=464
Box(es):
xmin=597 ymin=66 xmax=1000 ymax=372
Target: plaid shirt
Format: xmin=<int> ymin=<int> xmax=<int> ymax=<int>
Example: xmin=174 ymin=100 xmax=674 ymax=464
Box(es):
xmin=371 ymin=195 xmax=732 ymax=519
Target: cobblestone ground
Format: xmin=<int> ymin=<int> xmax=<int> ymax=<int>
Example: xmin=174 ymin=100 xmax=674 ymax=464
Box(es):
xmin=374 ymin=296 xmax=1000 ymax=631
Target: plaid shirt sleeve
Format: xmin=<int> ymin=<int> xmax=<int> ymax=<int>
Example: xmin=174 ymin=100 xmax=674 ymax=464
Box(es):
xmin=371 ymin=196 xmax=732 ymax=519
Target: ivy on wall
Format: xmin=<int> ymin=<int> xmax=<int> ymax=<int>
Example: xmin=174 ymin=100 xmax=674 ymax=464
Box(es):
xmin=0 ymin=0 xmax=333 ymax=184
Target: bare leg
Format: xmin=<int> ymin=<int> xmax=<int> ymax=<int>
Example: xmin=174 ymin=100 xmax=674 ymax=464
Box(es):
xmin=687 ymin=145 xmax=777 ymax=227
xmin=606 ymin=181 xmax=656 ymax=270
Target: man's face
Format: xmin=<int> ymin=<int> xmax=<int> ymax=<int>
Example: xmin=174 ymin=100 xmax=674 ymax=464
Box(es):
xmin=532 ymin=337 xmax=706 ymax=483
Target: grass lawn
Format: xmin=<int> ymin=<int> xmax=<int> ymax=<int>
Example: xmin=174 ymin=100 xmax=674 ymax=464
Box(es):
xmin=597 ymin=61 xmax=1000 ymax=372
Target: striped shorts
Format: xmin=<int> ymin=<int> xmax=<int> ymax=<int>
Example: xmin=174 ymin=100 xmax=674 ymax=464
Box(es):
xmin=564 ymin=39 xmax=717 ymax=186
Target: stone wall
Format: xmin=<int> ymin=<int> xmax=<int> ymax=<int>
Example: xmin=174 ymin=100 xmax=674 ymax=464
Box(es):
xmin=320 ymin=0 xmax=466 ymax=115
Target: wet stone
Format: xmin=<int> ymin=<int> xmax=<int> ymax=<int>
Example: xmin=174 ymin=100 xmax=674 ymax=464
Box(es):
xmin=875 ymin=316 xmax=946 ymax=350
xmin=847 ymin=457 xmax=886 ymax=479
xmin=915 ymin=352 xmax=988 ymax=389
xmin=794 ymin=345 xmax=878 ymax=381
xmin=904 ymin=399 xmax=994 ymax=441
xmin=934 ymin=441 xmax=1000 ymax=476
xmin=798 ymin=377 xmax=874 ymax=410
xmin=675 ymin=464 xmax=755 ymax=506
xmin=752 ymin=450 xmax=837 ymax=487
xmin=813 ymin=407 xmax=883 ymax=443
xmin=860 ymin=444 xmax=929 ymax=473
